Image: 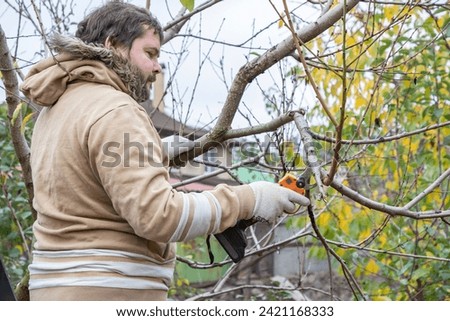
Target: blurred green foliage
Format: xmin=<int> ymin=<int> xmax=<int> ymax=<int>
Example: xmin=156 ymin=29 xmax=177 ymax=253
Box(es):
xmin=0 ymin=103 xmax=34 ymax=288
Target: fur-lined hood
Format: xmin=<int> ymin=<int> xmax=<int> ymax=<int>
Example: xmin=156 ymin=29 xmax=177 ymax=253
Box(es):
xmin=21 ymin=33 xmax=149 ymax=105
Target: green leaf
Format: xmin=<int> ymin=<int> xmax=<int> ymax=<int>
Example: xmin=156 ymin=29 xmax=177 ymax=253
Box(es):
xmin=180 ymin=0 xmax=194 ymax=11
xmin=433 ymin=107 xmax=443 ymax=120
xmin=444 ymin=135 xmax=450 ymax=147
xmin=411 ymin=268 xmax=429 ymax=281
xmin=249 ymin=51 xmax=261 ymax=57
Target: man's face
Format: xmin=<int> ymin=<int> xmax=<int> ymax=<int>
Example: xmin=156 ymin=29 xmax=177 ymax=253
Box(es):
xmin=128 ymin=27 xmax=162 ymax=90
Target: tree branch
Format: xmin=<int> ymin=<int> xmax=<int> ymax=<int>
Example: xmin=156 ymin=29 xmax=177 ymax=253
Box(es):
xmin=0 ymin=24 xmax=36 ymax=220
xmin=293 ymin=110 xmax=327 ymax=198
xmin=327 ymin=169 xmax=450 ymax=219
xmin=403 ymin=167 xmax=450 ymax=210
xmin=326 ymin=238 xmax=450 ymax=263
xmin=308 ymin=120 xmax=450 ymax=145
xmin=187 ymin=284 xmax=329 ymax=301
xmin=307 ymin=195 xmax=366 ymax=300
xmin=222 ymin=111 xmax=297 ymax=140
xmin=170 ymin=0 xmax=361 ymax=166
xmin=277 ymin=0 xmax=339 ymax=128
xmin=211 ymin=0 xmax=361 ymax=139
xmin=162 ymin=0 xmax=224 ymax=44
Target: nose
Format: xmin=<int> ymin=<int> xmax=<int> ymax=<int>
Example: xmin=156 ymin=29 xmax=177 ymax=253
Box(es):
xmin=153 ymin=60 xmax=162 ymax=74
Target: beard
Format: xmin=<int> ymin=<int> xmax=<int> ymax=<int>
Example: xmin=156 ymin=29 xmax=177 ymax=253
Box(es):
xmin=136 ymin=64 xmax=159 ymax=103
xmin=127 ymin=63 xmax=158 ymax=103
xmin=147 ymin=73 xmax=157 ymax=84
xmin=106 ymin=45 xmax=157 ymax=103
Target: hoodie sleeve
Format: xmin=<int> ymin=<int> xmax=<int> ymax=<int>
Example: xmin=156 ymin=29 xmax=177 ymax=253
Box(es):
xmin=87 ymin=102 xmax=255 ymax=243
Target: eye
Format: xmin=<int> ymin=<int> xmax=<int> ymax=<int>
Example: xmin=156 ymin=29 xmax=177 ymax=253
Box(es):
xmin=146 ymin=49 xmax=159 ymax=60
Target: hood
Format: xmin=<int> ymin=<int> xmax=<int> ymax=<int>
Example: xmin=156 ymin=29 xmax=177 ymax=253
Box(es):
xmin=21 ymin=34 xmax=149 ymax=106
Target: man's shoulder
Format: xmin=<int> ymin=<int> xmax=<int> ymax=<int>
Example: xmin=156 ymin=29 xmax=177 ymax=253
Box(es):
xmin=67 ymin=82 xmax=146 ymax=115
xmin=54 ymin=82 xmax=151 ymax=132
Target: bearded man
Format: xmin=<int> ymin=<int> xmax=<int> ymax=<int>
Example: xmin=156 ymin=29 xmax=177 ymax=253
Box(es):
xmin=21 ymin=1 xmax=309 ymax=301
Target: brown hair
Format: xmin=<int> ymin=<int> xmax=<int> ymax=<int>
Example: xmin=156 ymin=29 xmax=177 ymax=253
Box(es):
xmin=75 ymin=1 xmax=163 ymax=49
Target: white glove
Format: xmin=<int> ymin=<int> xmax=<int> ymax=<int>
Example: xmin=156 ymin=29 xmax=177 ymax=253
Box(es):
xmin=161 ymin=135 xmax=196 ymax=160
xmin=249 ymin=181 xmax=310 ymax=223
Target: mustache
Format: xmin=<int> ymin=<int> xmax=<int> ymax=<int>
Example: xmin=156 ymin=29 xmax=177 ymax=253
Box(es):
xmin=147 ymin=73 xmax=157 ymax=83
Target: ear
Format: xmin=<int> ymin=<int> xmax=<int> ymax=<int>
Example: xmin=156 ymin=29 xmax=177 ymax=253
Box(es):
xmin=104 ymin=36 xmax=127 ymax=55
xmin=104 ymin=36 xmax=113 ymax=49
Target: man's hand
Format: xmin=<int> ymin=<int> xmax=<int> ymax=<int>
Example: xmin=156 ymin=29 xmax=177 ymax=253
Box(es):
xmin=248 ymin=181 xmax=310 ymax=223
xmin=161 ymin=135 xmax=196 ymax=160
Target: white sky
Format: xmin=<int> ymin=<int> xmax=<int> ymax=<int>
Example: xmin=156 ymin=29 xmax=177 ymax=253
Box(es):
xmin=0 ymin=0 xmax=318 ymax=129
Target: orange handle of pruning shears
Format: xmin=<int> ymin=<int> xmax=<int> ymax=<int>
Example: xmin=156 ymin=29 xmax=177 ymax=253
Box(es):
xmin=278 ymin=173 xmax=305 ymax=195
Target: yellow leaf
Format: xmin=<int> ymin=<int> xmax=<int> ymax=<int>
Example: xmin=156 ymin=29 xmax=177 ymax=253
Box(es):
xmin=378 ymin=233 xmax=387 ymax=247
xmin=380 ymin=194 xmax=389 ymax=204
xmin=355 ymin=96 xmax=366 ymax=108
xmin=15 ymin=244 xmax=23 ymax=254
xmin=346 ymin=36 xmax=357 ymax=47
xmin=359 ymin=228 xmax=372 ymax=241
xmin=278 ymin=18 xmax=284 ymax=28
xmin=335 ymin=34 xmax=343 ymax=46
xmin=338 ymin=204 xmax=351 ymax=234
xmin=374 ymin=294 xmax=392 ymax=301
xmin=21 ymin=112 xmax=35 ymax=134
xmin=11 ymin=102 xmax=22 ymax=126
xmin=317 ymin=212 xmax=331 ymax=226
xmin=339 ymin=220 xmax=349 ymax=234
xmin=409 ymin=140 xmax=420 ymax=153
xmin=384 ymin=6 xmax=397 ymax=22
xmin=335 ymin=248 xmax=346 ymax=257
xmin=176 ymin=277 xmax=189 ymax=287
xmin=365 ymin=258 xmax=380 ymax=274
xmin=385 ymin=180 xmax=396 ymax=191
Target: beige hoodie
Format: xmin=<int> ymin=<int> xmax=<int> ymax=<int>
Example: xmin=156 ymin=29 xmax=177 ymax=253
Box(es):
xmin=21 ymin=35 xmax=255 ymax=300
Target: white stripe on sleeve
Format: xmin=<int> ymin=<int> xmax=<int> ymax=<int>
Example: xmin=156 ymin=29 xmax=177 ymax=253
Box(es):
xmin=204 ymin=191 xmax=222 ymax=234
xmin=182 ymin=193 xmax=213 ymax=241
xmin=168 ymin=193 xmax=190 ymax=242
xmin=168 ymin=192 xmax=222 ymax=242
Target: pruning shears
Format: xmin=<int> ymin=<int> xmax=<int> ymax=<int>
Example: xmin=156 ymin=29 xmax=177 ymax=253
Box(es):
xmin=278 ymin=168 xmax=316 ymax=193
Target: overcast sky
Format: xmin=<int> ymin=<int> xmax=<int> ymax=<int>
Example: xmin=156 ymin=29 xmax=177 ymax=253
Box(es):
xmin=0 ymin=0 xmax=317 ymax=129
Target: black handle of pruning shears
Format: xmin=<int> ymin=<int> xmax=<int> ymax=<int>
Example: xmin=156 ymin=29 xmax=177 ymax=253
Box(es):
xmin=213 ymin=218 xmax=257 ymax=263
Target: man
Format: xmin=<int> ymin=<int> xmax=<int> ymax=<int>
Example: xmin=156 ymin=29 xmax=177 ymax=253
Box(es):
xmin=20 ymin=1 xmax=309 ymax=300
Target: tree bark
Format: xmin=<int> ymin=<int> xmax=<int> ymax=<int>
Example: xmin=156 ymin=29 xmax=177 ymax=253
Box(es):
xmin=0 ymin=24 xmax=35 ymax=220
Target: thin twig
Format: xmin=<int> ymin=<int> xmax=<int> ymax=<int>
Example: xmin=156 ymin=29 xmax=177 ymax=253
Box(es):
xmin=1 ymin=184 xmax=31 ymax=259
xmin=188 ymin=284 xmax=334 ymax=301
xmin=326 ymin=239 xmax=450 ymax=263
xmin=276 ymin=0 xmax=339 ymax=128
xmin=308 ymin=120 xmax=450 ymax=145
xmin=163 ymin=0 xmax=223 ymax=31
xmin=404 ymin=167 xmax=450 ymax=210
xmin=305 ymin=187 xmax=335 ymax=300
